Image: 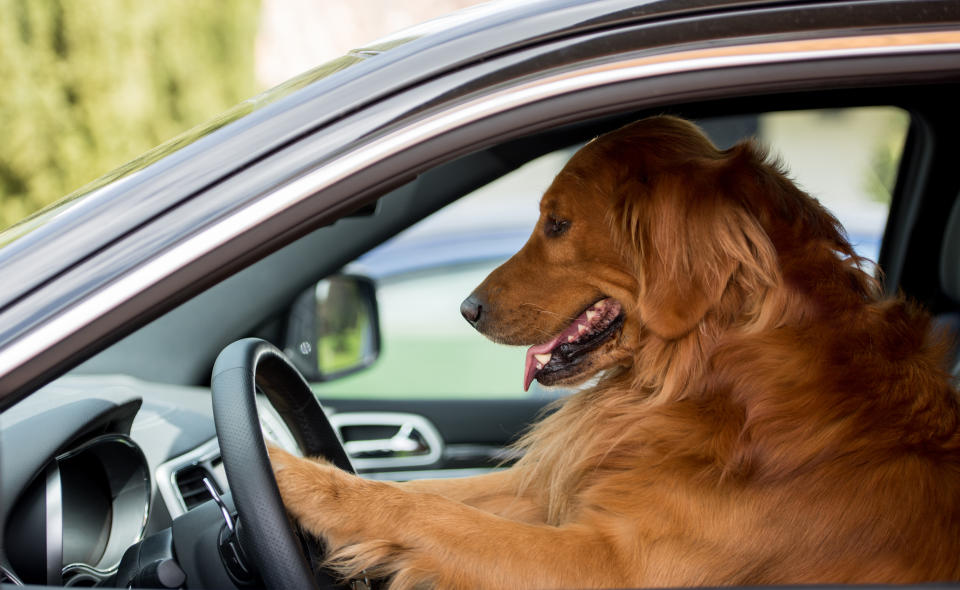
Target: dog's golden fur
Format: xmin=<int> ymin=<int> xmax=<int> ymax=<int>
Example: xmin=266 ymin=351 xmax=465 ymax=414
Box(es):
xmin=270 ymin=116 xmax=960 ymax=589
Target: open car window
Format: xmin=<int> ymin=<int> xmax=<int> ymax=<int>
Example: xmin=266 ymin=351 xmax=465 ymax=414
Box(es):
xmin=315 ymin=148 xmax=573 ymax=399
xmin=310 ymin=106 xmax=910 ymax=401
xmin=758 ymin=107 xmax=909 ymax=262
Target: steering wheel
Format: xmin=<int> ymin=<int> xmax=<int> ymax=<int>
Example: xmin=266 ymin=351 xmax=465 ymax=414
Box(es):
xmin=210 ymin=338 xmax=355 ymax=590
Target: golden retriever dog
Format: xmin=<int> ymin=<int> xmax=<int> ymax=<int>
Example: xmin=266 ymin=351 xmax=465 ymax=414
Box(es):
xmin=270 ymin=116 xmax=960 ymax=589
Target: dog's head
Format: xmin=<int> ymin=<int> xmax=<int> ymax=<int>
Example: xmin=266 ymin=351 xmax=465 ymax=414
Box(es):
xmin=462 ymin=116 xmax=862 ymax=391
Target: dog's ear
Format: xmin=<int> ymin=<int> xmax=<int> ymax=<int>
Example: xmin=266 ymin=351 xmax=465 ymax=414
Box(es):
xmin=617 ymin=152 xmax=780 ymax=340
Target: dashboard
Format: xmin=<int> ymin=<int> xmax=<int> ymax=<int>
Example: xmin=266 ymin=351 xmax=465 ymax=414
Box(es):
xmin=0 ymin=373 xmax=465 ymax=588
xmin=0 ymin=376 xmax=222 ymax=586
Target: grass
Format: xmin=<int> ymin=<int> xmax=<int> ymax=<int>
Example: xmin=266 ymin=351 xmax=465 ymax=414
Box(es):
xmin=313 ymin=335 xmax=526 ymax=399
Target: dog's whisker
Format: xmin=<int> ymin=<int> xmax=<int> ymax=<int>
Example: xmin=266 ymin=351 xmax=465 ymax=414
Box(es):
xmin=515 ymin=303 xmax=570 ymax=338
xmin=519 ymin=302 xmax=576 ymax=322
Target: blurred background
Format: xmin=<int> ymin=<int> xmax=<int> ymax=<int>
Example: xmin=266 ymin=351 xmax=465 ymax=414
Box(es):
xmin=0 ymin=0 xmax=479 ymax=230
xmin=0 ymin=0 xmax=904 ymax=241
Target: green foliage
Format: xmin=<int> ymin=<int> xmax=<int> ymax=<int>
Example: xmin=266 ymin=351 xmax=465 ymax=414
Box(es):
xmin=864 ymin=109 xmax=910 ymax=204
xmin=0 ymin=0 xmax=259 ymax=229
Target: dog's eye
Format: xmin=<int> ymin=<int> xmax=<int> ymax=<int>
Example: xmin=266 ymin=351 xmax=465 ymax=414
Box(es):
xmin=545 ymin=217 xmax=571 ymax=237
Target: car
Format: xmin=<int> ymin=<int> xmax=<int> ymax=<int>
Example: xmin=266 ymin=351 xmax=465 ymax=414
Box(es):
xmin=1 ymin=0 xmax=959 ymax=588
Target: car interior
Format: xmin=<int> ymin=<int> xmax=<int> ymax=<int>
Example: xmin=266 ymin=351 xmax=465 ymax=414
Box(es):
xmin=2 ymin=77 xmax=960 ymax=587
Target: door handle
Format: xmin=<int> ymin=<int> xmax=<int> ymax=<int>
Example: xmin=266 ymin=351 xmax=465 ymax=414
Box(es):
xmin=329 ymin=412 xmax=444 ymax=470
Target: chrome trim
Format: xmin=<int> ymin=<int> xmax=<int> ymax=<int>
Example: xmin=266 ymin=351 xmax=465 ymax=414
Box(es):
xmin=60 ymin=563 xmax=115 ymax=586
xmin=363 ymin=466 xmax=505 ymax=481
xmin=155 ymin=437 xmax=222 ymax=519
xmin=0 ymin=564 xmax=24 ymax=585
xmin=330 ymin=411 xmax=444 ymax=470
xmin=55 ymin=434 xmax=151 ymax=578
xmin=203 ymin=477 xmax=235 ymax=533
xmin=53 ymin=431 xmax=145 ymax=460
xmin=443 ymin=443 xmax=523 ymax=463
xmin=44 ymin=463 xmax=62 ymax=586
xmin=0 ymin=31 xmax=958 ymax=382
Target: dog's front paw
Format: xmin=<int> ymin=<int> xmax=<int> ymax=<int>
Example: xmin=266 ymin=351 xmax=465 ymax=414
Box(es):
xmin=328 ymin=540 xmax=440 ymax=590
xmin=267 ymin=445 xmax=334 ymax=470
xmin=268 ymin=446 xmax=342 ymax=530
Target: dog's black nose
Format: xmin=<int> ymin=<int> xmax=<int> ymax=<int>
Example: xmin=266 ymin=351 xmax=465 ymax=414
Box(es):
xmin=460 ymin=294 xmax=483 ymax=325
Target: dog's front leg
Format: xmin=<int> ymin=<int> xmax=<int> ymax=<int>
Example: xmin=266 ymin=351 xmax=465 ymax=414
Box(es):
xmin=393 ymin=469 xmax=547 ymax=524
xmin=270 ymin=448 xmax=628 ymax=590
xmin=392 ymin=468 xmax=517 ymax=501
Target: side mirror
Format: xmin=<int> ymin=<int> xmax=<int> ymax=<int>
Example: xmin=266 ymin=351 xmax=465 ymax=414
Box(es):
xmin=283 ymin=274 xmax=381 ymax=382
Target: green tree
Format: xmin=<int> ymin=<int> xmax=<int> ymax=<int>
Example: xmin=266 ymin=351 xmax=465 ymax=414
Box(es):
xmin=0 ymin=0 xmax=259 ymax=229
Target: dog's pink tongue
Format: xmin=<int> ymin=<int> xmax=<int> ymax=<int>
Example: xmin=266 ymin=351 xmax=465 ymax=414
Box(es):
xmin=523 ymin=336 xmax=561 ymax=392
xmin=523 ymin=308 xmax=595 ymax=391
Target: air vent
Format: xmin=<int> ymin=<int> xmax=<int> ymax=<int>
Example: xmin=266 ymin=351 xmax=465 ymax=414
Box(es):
xmin=174 ymin=465 xmax=221 ymax=510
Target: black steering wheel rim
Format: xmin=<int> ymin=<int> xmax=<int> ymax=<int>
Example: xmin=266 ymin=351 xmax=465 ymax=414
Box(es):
xmin=211 ymin=338 xmax=354 ymax=590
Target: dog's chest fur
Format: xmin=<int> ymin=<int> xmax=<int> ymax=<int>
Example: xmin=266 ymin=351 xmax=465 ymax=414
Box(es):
xmin=513 ymin=314 xmax=960 ymax=584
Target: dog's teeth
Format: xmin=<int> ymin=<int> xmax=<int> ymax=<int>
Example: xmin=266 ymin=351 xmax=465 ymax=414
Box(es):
xmin=536 ymin=362 xmax=543 ymax=370
xmin=568 ymin=335 xmax=576 ymax=342
xmin=592 ymin=301 xmax=604 ymax=310
xmin=578 ymin=324 xmax=588 ymax=335
xmin=586 ymin=310 xmax=598 ymax=322
xmin=535 ymin=353 xmax=552 ymax=365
